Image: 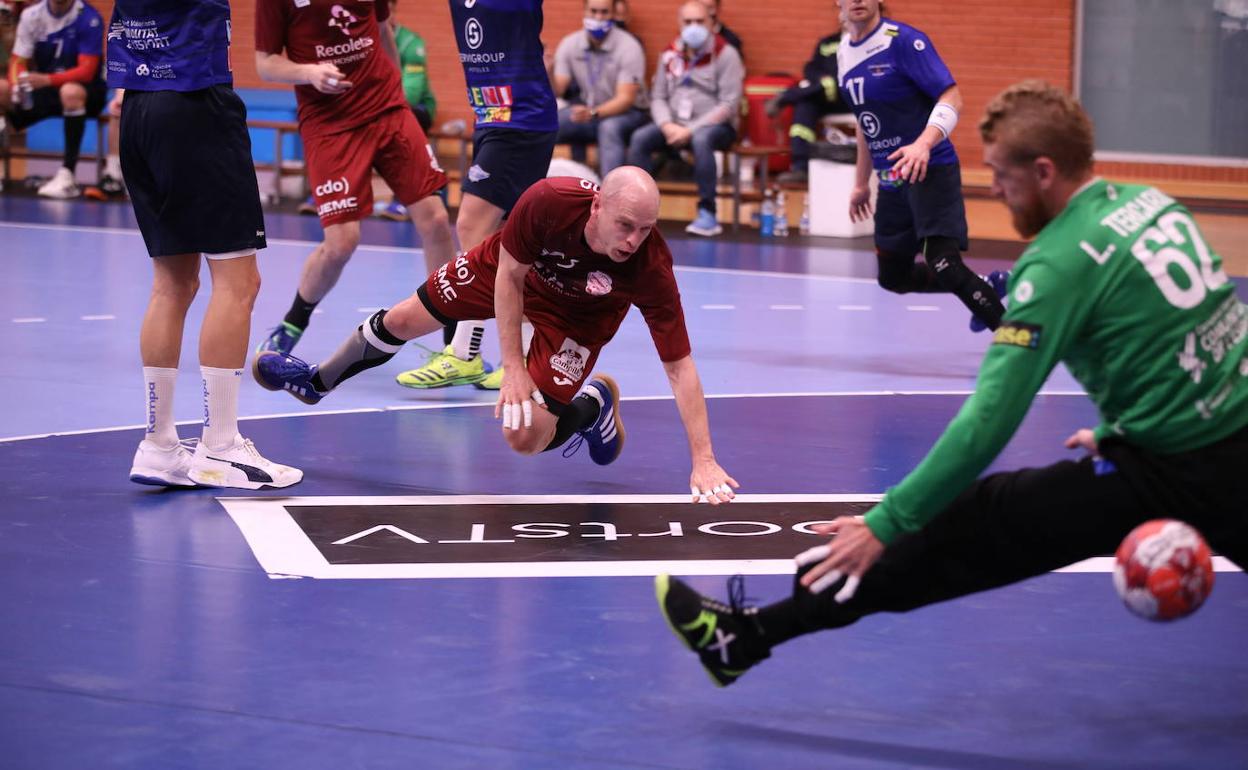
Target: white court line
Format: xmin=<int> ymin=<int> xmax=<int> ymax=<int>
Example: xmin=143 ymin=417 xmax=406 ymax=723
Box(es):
xmin=701 ymin=304 xmax=736 ymax=310
xmin=13 ymin=317 xmax=46 ymax=323
xmin=770 ymin=304 xmax=804 ymax=310
xmin=906 ymin=305 xmax=941 ymax=311
xmin=0 ymin=390 xmax=1089 ymax=444
xmin=355 ymin=307 xmax=382 ymax=313
xmin=81 ymin=314 xmax=116 ymax=321
xmin=0 ymin=221 xmax=888 ymax=285
xmin=838 ymin=305 xmax=872 ymax=311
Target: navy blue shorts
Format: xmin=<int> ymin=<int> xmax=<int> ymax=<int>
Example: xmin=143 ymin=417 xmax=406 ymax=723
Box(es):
xmin=120 ymin=86 xmax=266 ymax=258
xmin=873 ymin=162 xmax=968 ymax=256
xmin=462 ymin=127 xmax=557 ymax=215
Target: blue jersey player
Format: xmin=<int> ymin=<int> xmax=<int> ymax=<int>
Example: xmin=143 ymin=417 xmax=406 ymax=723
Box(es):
xmin=113 ymin=0 xmax=301 ymax=491
xmin=398 ymin=0 xmax=560 ymax=391
xmin=837 ymin=0 xmax=1006 ymax=332
xmin=2 ymin=0 xmax=107 ymax=198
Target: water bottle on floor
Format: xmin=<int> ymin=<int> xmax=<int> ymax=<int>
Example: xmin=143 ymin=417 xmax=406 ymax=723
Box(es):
xmin=799 ymin=195 xmax=811 ymax=236
xmin=760 ymin=188 xmax=775 ymax=237
xmin=774 ymin=190 xmax=789 ymax=237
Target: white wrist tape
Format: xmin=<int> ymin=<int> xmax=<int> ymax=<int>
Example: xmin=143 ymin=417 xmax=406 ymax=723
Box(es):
xmin=927 ymin=101 xmax=959 ymax=139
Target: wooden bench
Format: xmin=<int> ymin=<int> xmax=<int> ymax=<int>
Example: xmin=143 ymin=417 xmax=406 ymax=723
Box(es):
xmin=0 ymin=113 xmax=110 ymax=187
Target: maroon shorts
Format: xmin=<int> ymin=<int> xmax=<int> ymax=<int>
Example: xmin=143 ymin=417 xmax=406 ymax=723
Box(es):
xmin=303 ymin=107 xmax=447 ymax=227
xmin=417 ymin=251 xmax=605 ymax=407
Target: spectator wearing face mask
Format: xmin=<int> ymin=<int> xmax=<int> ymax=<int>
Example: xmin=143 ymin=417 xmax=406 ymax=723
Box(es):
xmin=552 ymin=0 xmax=648 ymax=175
xmin=698 ymin=0 xmax=742 ymax=58
xmin=626 ymin=0 xmax=743 ymax=237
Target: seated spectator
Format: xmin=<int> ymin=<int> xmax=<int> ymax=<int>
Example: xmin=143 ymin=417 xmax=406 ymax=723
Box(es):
xmin=699 ymin=0 xmax=742 ymax=58
xmin=627 ymin=0 xmax=742 ymax=237
xmin=767 ymin=29 xmax=853 ymax=184
xmin=1 ymin=0 xmax=106 ymax=199
xmin=552 ymin=0 xmax=648 ymax=175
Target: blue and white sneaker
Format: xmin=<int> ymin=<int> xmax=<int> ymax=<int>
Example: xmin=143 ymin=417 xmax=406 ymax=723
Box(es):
xmin=256 ymin=321 xmax=304 ymax=356
xmin=563 ymin=374 xmax=626 ymax=465
xmin=129 ymin=437 xmax=199 ymax=488
xmin=969 ymin=270 xmax=1010 ymax=333
xmin=685 ymin=208 xmax=723 ymax=238
xmin=188 ymin=434 xmax=303 ymax=490
xmin=252 ymin=351 xmax=325 ymax=405
xmin=376 ymin=200 xmax=408 ymax=221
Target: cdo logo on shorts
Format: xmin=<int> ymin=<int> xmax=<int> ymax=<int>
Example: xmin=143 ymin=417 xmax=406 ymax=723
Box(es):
xmin=135 ymin=63 xmax=150 ymax=76
xmin=315 ymin=177 xmax=358 ymax=217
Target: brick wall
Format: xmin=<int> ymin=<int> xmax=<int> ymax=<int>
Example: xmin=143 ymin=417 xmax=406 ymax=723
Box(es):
xmin=102 ymin=0 xmax=1247 ymax=184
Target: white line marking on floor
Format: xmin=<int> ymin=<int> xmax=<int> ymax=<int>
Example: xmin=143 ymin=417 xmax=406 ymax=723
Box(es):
xmin=81 ymin=314 xmax=116 ymax=321
xmin=906 ymin=305 xmax=941 ymax=311
xmin=0 ymin=390 xmax=1090 ymax=443
xmin=838 ymin=305 xmax=871 ymax=311
xmin=13 ymin=317 xmax=46 ymax=323
xmin=701 ymin=304 xmax=736 ymax=310
xmin=355 ymin=307 xmax=382 ymax=313
xmin=769 ymin=304 xmax=804 ymax=310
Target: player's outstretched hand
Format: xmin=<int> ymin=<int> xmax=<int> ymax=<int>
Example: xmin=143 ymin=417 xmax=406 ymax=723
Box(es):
xmin=848 ymin=184 xmax=873 ymax=223
xmin=689 ymin=460 xmax=739 ymax=505
xmin=1063 ymin=427 xmax=1099 ymax=454
xmin=495 ymin=366 xmax=546 ymax=431
xmin=887 ymin=142 xmax=931 ymax=184
xmin=794 ymin=516 xmax=883 ymax=603
xmin=307 ymin=63 xmax=353 ymax=94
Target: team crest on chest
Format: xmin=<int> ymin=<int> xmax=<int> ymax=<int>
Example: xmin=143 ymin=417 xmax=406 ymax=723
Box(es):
xmin=585 ymin=271 xmax=613 ymax=296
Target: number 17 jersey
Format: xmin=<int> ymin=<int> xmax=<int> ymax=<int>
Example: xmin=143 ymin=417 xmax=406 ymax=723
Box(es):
xmin=836 ymin=18 xmax=958 ymax=171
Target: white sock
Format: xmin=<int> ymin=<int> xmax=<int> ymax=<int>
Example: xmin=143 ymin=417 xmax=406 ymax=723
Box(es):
xmin=201 ymin=366 xmax=242 ymax=450
xmin=142 ymin=366 xmax=179 ymax=448
xmin=450 ymin=320 xmax=486 ymax=360
xmin=521 ymin=321 xmax=534 ymax=356
xmin=106 ymin=153 xmax=123 ymax=179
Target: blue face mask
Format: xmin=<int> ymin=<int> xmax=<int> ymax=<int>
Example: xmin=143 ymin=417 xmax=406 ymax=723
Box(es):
xmin=584 ymin=17 xmax=614 ymax=41
xmin=680 ymin=22 xmax=710 ymax=50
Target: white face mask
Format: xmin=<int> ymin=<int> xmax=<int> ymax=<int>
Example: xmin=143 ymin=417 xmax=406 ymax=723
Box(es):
xmin=583 ymin=17 xmax=613 ymax=40
xmin=680 ymin=22 xmax=710 ymax=49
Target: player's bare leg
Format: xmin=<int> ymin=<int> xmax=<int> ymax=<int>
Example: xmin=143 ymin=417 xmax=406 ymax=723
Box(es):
xmin=407 ymin=194 xmax=456 ymax=274
xmin=403 ymin=192 xmax=507 ymax=388
xmin=253 ymin=289 xmax=444 ymax=404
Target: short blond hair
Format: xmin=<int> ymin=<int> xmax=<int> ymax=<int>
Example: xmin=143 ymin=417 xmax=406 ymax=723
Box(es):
xmin=979 ymin=80 xmax=1095 ymax=179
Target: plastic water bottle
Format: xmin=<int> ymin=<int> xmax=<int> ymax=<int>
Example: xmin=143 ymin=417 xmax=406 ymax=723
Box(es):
xmin=774 ymin=190 xmax=789 ymax=236
xmin=799 ymin=195 xmax=811 ymax=235
xmin=760 ymin=188 xmax=775 ymax=237
xmin=17 ymin=73 xmax=34 ymax=111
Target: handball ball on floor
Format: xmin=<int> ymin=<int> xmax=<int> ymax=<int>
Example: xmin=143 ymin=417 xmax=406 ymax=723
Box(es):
xmin=1113 ymin=519 xmax=1215 ymax=622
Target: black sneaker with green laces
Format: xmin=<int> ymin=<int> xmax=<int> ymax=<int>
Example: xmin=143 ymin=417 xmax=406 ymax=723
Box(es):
xmin=655 ymin=574 xmax=770 ymax=687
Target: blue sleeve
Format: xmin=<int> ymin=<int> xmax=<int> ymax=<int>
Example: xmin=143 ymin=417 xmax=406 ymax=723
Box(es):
xmin=78 ymin=8 xmax=104 ymax=57
xmin=896 ymin=28 xmax=954 ymax=101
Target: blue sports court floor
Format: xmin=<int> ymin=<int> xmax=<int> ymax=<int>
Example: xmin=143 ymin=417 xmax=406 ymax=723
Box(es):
xmin=1 ymin=194 xmax=1245 ymax=769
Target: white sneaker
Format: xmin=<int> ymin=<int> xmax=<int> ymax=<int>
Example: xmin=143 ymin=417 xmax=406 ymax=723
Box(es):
xmin=188 ymin=434 xmax=303 ymax=490
xmin=130 ymin=438 xmax=198 ymax=487
xmin=37 ymin=167 xmax=80 ymax=199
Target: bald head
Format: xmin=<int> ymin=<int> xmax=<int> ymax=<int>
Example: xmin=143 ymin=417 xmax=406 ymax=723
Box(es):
xmin=590 ymin=166 xmax=660 ymax=262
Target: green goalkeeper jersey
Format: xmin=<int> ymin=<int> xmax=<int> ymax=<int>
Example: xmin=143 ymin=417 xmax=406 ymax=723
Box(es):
xmin=866 ymin=179 xmax=1248 ymax=545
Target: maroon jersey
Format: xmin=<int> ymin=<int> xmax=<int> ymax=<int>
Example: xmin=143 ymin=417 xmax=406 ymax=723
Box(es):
xmin=255 ymin=0 xmax=405 ymax=137
xmin=497 ymin=177 xmax=692 ymax=362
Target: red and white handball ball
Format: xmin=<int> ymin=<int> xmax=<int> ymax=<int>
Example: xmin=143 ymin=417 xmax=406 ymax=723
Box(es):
xmin=1113 ymin=519 xmax=1215 ymax=621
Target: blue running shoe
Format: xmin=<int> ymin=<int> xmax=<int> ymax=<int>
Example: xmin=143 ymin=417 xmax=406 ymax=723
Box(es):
xmin=252 ymin=351 xmax=324 ymax=405
xmin=562 ymin=374 xmax=625 ymax=465
xmin=256 ymin=321 xmax=303 ymax=356
xmin=969 ymin=269 xmax=1010 ymax=333
xmin=376 ymin=200 xmax=408 ymax=221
